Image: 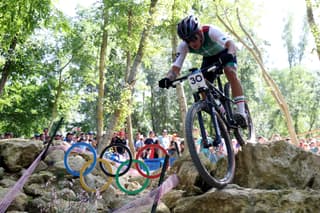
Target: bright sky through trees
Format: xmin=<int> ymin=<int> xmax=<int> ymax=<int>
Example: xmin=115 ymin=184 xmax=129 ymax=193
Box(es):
xmin=55 ymin=0 xmax=320 ymax=70
xmin=257 ymin=0 xmax=320 ymax=69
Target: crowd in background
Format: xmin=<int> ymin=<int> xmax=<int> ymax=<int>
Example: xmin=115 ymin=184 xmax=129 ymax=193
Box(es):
xmin=133 ymin=129 xmax=185 ymax=158
xmin=0 ymin=128 xmax=98 ymax=149
xmin=257 ymin=133 xmax=320 ymax=155
xmin=1 ymin=129 xmax=320 ymax=156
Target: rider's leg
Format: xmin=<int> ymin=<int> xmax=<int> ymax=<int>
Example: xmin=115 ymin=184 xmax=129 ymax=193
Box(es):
xmin=224 ymin=66 xmax=247 ymax=127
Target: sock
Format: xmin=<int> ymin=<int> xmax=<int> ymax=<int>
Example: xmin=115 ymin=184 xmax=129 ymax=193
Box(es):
xmin=234 ymin=96 xmax=245 ymax=114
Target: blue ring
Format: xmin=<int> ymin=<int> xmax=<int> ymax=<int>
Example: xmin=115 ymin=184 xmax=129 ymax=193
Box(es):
xmin=64 ymin=142 xmax=97 ymax=176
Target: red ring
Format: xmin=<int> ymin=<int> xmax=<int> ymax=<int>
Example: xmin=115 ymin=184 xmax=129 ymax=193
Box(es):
xmin=135 ymin=144 xmax=169 ymax=179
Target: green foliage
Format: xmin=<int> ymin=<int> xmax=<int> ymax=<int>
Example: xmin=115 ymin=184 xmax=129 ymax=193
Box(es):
xmin=0 ymin=0 xmax=51 ymax=50
xmin=0 ymin=0 xmax=319 ymax=141
xmin=0 ymin=81 xmax=52 ymax=136
xmin=270 ymin=66 xmax=320 ymax=133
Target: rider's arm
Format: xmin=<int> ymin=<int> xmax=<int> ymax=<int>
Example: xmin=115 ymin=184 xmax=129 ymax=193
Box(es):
xmin=167 ymin=65 xmax=181 ymax=81
xmin=166 ymin=42 xmax=188 ymax=81
xmin=225 ymin=40 xmax=237 ymax=56
xmin=207 ymin=25 xmax=237 ymax=55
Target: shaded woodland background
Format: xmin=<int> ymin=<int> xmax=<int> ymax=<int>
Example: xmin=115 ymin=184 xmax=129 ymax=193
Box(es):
xmin=0 ymin=0 xmax=320 ymax=151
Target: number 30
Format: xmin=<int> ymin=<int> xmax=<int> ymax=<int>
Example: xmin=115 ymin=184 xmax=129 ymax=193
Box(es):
xmin=190 ymin=74 xmax=203 ymax=85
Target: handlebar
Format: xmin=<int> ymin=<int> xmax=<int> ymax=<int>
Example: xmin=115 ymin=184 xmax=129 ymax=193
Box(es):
xmin=171 ymin=63 xmax=223 ymax=87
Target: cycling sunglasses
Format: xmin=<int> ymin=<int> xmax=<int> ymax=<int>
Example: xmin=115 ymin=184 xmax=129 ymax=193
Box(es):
xmin=184 ymin=35 xmax=198 ymax=43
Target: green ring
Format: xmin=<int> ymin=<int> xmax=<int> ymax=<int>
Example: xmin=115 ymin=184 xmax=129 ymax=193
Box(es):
xmin=115 ymin=159 xmax=150 ymax=195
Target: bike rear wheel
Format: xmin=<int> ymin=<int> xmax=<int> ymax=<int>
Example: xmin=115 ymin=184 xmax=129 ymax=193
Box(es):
xmin=224 ymin=83 xmax=255 ymax=145
xmin=185 ymin=101 xmax=235 ymax=189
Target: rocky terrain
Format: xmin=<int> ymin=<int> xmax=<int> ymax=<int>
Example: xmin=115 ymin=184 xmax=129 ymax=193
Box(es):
xmin=0 ymin=138 xmax=320 ymax=212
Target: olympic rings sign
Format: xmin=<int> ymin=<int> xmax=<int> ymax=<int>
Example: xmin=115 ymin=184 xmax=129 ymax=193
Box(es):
xmin=64 ymin=143 xmax=170 ymax=194
xmin=115 ymin=159 xmax=150 ymax=195
xmin=80 ymin=158 xmax=113 ymax=193
xmin=135 ymin=144 xmax=169 ymax=179
xmin=64 ymin=142 xmax=97 ymax=177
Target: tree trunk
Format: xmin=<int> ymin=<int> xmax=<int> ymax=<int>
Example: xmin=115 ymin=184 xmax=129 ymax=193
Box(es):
xmin=305 ymin=0 xmax=320 ymax=61
xmin=0 ymin=36 xmax=17 ymax=96
xmin=127 ymin=0 xmax=158 ymax=85
xmin=126 ymin=115 xmax=135 ymax=157
xmin=99 ymin=109 xmax=121 ymax=154
xmin=96 ymin=4 xmax=109 ymax=150
xmin=124 ymin=9 xmax=136 ymax=157
xmin=100 ymin=0 xmax=159 ymax=153
xmin=171 ymin=0 xmax=188 ymax=154
xmin=48 ymin=58 xmax=73 ymax=131
xmin=215 ymin=7 xmax=298 ymax=145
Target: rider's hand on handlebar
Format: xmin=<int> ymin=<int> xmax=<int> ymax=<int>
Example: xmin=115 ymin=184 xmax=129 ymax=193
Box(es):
xmin=159 ymin=77 xmax=172 ymax=89
xmin=218 ymin=52 xmax=235 ymax=66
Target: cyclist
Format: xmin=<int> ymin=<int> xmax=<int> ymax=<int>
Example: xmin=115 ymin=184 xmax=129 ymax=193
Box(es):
xmin=159 ymin=15 xmax=247 ymax=127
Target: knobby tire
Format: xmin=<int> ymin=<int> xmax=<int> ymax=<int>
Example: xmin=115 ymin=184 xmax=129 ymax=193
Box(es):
xmin=185 ymin=101 xmax=235 ymax=189
xmin=224 ymin=83 xmax=255 ymax=145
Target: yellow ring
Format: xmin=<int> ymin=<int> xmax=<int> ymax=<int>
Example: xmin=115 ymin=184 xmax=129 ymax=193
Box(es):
xmin=79 ymin=158 xmax=113 ymax=193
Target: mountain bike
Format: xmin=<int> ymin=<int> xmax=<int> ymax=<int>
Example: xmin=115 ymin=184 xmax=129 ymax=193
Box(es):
xmin=169 ymin=62 xmax=254 ymax=189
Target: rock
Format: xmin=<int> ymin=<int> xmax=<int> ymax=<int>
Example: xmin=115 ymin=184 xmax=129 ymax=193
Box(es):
xmin=234 ymin=141 xmax=320 ymax=189
xmin=173 ymin=184 xmax=320 ymax=213
xmin=0 ymin=177 xmax=16 ymax=188
xmin=1 ymin=139 xmax=320 ymax=212
xmin=0 ymin=139 xmax=43 ymax=172
xmin=0 ymin=167 xmax=4 ymax=179
xmin=161 ymin=189 xmax=185 ymax=209
xmin=154 ymin=202 xmax=170 ymax=213
xmin=0 ymin=187 xmax=29 ymax=211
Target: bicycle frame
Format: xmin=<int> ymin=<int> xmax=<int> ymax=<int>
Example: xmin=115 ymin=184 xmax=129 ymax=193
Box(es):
xmin=172 ymin=64 xmax=238 ymax=133
xmin=207 ymin=75 xmax=239 ymax=130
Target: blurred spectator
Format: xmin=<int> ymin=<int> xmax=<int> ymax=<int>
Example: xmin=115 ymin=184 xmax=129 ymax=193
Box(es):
xmin=258 ymin=136 xmax=267 ymax=144
xmin=144 ymin=130 xmax=157 ymax=145
xmin=135 ymin=135 xmax=144 ymax=152
xmin=270 ymin=133 xmax=281 ymax=142
xmin=77 ymin=137 xmax=89 ymax=152
xmin=40 ymin=133 xmax=46 ymax=142
xmin=168 ymin=134 xmax=179 ymax=156
xmin=142 ymin=130 xmax=158 ymax=158
xmin=4 ymin=132 xmax=13 ymax=139
xmin=302 ymin=142 xmax=309 ymax=151
xmin=110 ymin=130 xmax=127 ymax=154
xmin=54 ymin=133 xmax=63 ymax=141
xmin=43 ymin=128 xmax=49 ymax=141
xmin=158 ymin=129 xmax=170 ymax=156
xmin=64 ymin=132 xmax=75 ymax=143
xmin=34 ymin=134 xmax=41 ymax=141
xmin=179 ymin=140 xmax=185 ymax=153
xmin=298 ymin=138 xmax=306 ymax=149
xmin=87 ymin=131 xmax=96 ymax=144
xmin=285 ymin=137 xmax=292 ymax=144
xmin=309 ymin=138 xmax=318 ymax=154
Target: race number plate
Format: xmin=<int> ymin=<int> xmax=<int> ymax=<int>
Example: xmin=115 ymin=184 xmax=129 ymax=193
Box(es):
xmin=188 ymin=71 xmax=208 ymax=91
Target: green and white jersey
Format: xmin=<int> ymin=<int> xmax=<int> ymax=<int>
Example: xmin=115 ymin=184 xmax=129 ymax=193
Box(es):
xmin=172 ymin=25 xmax=232 ymax=68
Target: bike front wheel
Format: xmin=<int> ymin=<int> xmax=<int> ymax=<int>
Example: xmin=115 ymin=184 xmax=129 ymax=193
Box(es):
xmin=185 ymin=101 xmax=235 ymax=189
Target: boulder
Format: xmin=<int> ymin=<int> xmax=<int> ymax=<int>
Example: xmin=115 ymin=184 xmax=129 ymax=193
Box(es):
xmin=0 ymin=139 xmax=43 ymax=172
xmin=1 ymin=139 xmax=320 ymax=212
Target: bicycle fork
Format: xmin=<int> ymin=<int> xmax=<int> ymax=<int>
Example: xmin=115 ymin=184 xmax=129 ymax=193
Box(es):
xmin=197 ymin=103 xmax=222 ymax=148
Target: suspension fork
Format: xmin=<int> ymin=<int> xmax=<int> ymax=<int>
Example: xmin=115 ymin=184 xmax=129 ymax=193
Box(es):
xmin=193 ymin=92 xmax=222 ymax=147
xmin=208 ymin=98 xmax=223 ymax=146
